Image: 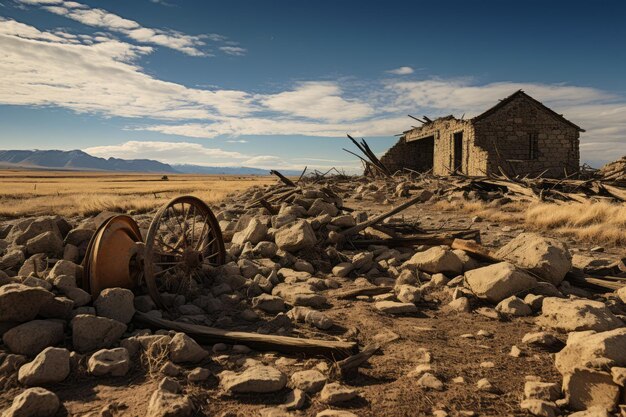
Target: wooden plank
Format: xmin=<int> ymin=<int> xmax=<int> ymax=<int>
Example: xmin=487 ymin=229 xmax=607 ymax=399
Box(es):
xmin=134 ymin=312 xmax=358 ymax=359
xmin=334 ymin=286 xmax=393 ymax=299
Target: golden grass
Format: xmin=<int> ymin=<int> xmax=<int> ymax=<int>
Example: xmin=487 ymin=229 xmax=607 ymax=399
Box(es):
xmin=0 ymin=170 xmax=274 ymax=218
xmin=433 ymin=198 xmax=626 ymax=246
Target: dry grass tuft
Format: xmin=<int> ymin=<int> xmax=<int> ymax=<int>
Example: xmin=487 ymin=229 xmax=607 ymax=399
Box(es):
xmin=142 ymin=342 xmax=171 ymax=380
xmin=434 ymin=198 xmax=626 ymax=246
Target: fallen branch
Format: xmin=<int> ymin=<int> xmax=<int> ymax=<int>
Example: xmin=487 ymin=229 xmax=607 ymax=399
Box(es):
xmin=134 ymin=312 xmax=357 ymax=359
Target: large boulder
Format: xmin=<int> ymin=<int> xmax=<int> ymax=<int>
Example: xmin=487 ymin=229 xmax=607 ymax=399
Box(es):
xmin=0 ymin=284 xmax=54 ymax=322
xmin=1 ymin=387 xmax=60 ymax=417
xmin=220 ymin=365 xmax=287 ymax=393
xmin=403 ymin=246 xmax=463 ymax=275
xmin=464 ymin=262 xmax=537 ymax=303
xmin=71 ymin=314 xmax=127 ymax=353
xmin=307 ymin=199 xmax=339 ymax=217
xmin=17 ymin=347 xmax=70 ymax=386
xmin=231 ymin=218 xmax=268 ymax=246
xmin=274 ymin=220 xmax=317 ymax=252
xmin=555 ymin=328 xmax=626 ymax=375
xmin=563 ymin=368 xmax=619 ymax=412
xmin=2 ymin=320 xmax=64 ymax=356
xmin=537 ymin=297 xmax=623 ymax=333
xmin=94 ymin=288 xmax=135 ymax=324
xmin=0 ymin=249 xmax=25 ymax=271
xmin=25 ymin=231 xmax=63 ymax=256
xmin=495 ymin=233 xmax=571 ymax=285
xmin=9 ymin=217 xmax=61 ymax=246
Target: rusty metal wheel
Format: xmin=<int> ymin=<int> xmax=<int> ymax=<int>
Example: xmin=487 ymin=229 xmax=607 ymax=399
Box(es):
xmin=143 ymin=196 xmax=225 ymax=309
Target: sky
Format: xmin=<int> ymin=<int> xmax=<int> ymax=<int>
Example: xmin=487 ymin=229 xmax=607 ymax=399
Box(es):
xmin=0 ymin=0 xmax=625 ymax=171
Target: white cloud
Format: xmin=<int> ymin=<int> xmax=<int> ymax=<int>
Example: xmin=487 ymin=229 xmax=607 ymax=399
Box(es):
xmin=387 ymin=66 xmax=414 ymax=75
xmin=219 ymin=46 xmax=246 ymax=56
xmin=261 ymin=82 xmax=374 ymax=122
xmin=84 ymin=141 xmax=247 ymax=163
xmin=18 ymin=0 xmax=231 ymax=56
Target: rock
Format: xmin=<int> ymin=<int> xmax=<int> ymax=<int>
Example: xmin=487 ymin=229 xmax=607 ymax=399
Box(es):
xmin=253 ymin=241 xmax=278 ymax=258
xmin=252 ymin=294 xmax=285 ymax=313
xmin=495 ymin=233 xmax=571 ymax=285
xmin=232 ymin=218 xmax=268 ymax=245
xmin=568 ymin=408 xmax=612 ymax=417
xmin=537 ymin=297 xmax=623 ymax=332
xmin=331 ymin=262 xmax=354 ymax=277
xmin=72 ymin=314 xmax=127 ymax=353
xmin=272 ymin=283 xmax=326 ymax=307
xmin=187 ymin=367 xmax=210 ymax=382
xmin=417 ymin=372 xmax=444 ymax=390
xmin=94 ymin=288 xmax=135 ymax=324
xmin=274 ymin=220 xmax=316 ymax=252
xmin=524 ymin=293 xmax=545 ymax=311
xmin=25 ymin=231 xmax=63 ymax=256
xmin=555 ymin=328 xmax=626 ymax=375
xmin=0 ymin=354 xmax=27 ymax=375
xmin=563 ymin=367 xmax=619 ymax=411
xmin=62 ymin=244 xmax=79 ymax=263
xmin=307 ymin=199 xmax=338 ymax=217
xmin=374 ymin=301 xmax=418 ymax=314
xmin=20 ymin=276 xmax=52 ymax=291
xmin=403 ymin=246 xmax=462 ymax=275
xmin=0 ymin=249 xmax=25 ymax=271
xmin=352 ymin=252 xmax=374 ymax=270
xmin=519 ymin=399 xmax=557 ymax=417
xmin=495 ymin=296 xmax=532 ymax=316
xmin=1 ymin=387 xmax=60 ymax=417
xmin=320 ymin=382 xmax=358 ymax=404
xmin=524 ymin=381 xmax=560 ymax=401
xmin=17 ymin=347 xmax=70 ymax=386
xmin=522 ymin=332 xmax=559 ymax=348
xmin=38 ymin=296 xmax=73 ymax=320
xmin=64 ymin=228 xmax=94 ymax=246
xmin=395 ymin=285 xmax=421 ymax=304
xmin=331 ymin=215 xmax=356 ymax=228
xmin=611 ymin=366 xmax=626 ymax=386
xmin=88 ymin=347 xmax=130 ymax=376
xmin=160 ymin=361 xmax=182 ymax=377
xmin=446 ymin=296 xmax=471 ymax=313
xmin=282 ymin=388 xmax=305 ymax=410
xmin=510 ymin=345 xmax=523 ymax=357
xmin=3 ymin=320 xmax=64 ymax=356
xmin=290 ymin=369 xmax=326 ymax=393
xmin=146 ymin=389 xmax=193 ymax=417
xmin=60 ymin=286 xmax=91 ymax=307
xmin=220 ymin=365 xmax=287 ymax=393
xmin=464 ymin=262 xmax=537 ymax=303
xmin=134 ymin=295 xmax=157 ymax=313
xmin=0 ymin=284 xmax=54 ymax=322
xmin=48 ymin=260 xmax=80 ymax=284
xmin=169 ymin=332 xmax=208 ymax=364
xmin=476 ymin=378 xmax=498 ymax=393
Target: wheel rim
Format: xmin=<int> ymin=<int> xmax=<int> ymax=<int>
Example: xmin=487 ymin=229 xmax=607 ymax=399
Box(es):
xmin=144 ymin=196 xmax=225 ymax=309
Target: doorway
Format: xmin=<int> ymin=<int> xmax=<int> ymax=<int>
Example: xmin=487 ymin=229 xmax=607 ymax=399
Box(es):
xmin=453 ymin=131 xmax=463 ymax=173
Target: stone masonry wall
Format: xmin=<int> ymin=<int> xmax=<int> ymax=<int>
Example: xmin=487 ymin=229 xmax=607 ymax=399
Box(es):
xmin=473 ymin=95 xmax=580 ymax=178
xmin=379 ymin=136 xmax=434 ymax=174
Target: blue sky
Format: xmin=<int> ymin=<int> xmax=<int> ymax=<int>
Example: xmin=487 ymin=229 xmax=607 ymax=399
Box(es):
xmin=0 ymin=0 xmax=624 ymax=171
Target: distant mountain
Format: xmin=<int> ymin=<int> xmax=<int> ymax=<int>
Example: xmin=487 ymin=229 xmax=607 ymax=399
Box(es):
xmin=173 ymin=164 xmax=300 ymax=176
xmin=0 ymin=149 xmax=176 ymax=173
xmin=0 ymin=149 xmax=302 ymax=175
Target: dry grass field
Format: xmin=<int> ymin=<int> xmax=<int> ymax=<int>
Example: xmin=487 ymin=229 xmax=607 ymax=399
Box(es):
xmin=0 ymin=170 xmax=274 ymax=218
xmin=434 ymin=198 xmax=626 ymax=246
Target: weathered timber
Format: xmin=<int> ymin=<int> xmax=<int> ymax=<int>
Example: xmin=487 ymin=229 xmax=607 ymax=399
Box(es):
xmin=334 ymin=286 xmax=393 ymax=300
xmin=270 ymin=170 xmax=297 ymax=187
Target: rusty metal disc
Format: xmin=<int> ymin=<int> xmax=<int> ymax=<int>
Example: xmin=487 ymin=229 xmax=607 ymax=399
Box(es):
xmin=143 ymin=196 xmax=225 ymax=309
xmin=84 ymin=215 xmax=143 ymax=298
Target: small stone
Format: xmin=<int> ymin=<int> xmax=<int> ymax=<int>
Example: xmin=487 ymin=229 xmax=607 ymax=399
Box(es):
xmin=146 ymin=389 xmax=193 ymax=417
xmin=220 ymin=365 xmax=287 ymax=393
xmin=374 ymin=301 xmax=417 ymax=314
xmin=319 ymin=382 xmax=358 ymax=404
xmin=169 ymin=332 xmax=209 ymax=363
xmin=519 ymin=399 xmax=557 ymax=417
xmin=495 ymin=296 xmax=532 ymax=316
xmin=290 ymin=369 xmax=326 ymax=393
xmin=524 ymin=381 xmax=560 ymax=401
xmin=94 ymin=287 xmax=135 ymax=324
xmin=510 ymin=345 xmax=523 ymax=357
xmin=188 ymin=367 xmax=211 ymax=382
xmin=476 ymin=378 xmax=498 ymax=393
xmin=283 ymin=389 xmax=306 ymax=410
xmin=88 ymin=347 xmax=130 ymax=376
xmin=417 ymin=372 xmax=444 ymax=390
xmin=17 ymin=347 xmax=70 ymax=386
xmin=522 ymin=332 xmax=559 ymax=348
xmin=252 ymin=294 xmax=285 ymax=313
xmin=2 ymin=387 xmax=60 ymax=417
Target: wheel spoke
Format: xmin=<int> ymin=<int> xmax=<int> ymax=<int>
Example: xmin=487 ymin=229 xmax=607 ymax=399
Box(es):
xmin=194 ymin=214 xmax=210 ymax=251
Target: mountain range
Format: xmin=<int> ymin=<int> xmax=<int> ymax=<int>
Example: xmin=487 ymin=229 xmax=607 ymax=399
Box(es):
xmin=0 ymin=149 xmax=298 ymax=175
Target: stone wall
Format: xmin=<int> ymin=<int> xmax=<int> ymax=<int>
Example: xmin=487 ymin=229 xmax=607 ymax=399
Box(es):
xmin=473 ymin=95 xmax=580 ymax=178
xmin=379 ymin=136 xmax=434 ymax=174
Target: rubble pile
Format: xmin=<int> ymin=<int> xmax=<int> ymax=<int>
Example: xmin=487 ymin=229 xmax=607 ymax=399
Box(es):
xmin=1 ymin=173 xmax=626 ymax=416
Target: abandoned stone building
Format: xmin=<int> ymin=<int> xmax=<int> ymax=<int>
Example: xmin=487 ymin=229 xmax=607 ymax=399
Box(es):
xmin=379 ymin=90 xmax=584 ymax=178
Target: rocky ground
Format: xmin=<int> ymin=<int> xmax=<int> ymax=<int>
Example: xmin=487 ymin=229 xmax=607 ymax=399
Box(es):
xmin=0 ymin=175 xmax=625 ymax=417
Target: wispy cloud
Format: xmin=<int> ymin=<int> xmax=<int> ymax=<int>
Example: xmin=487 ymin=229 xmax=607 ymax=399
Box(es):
xmin=16 ymin=0 xmax=235 ymax=56
xmin=219 ymin=46 xmax=246 ymax=56
xmin=387 ymin=66 xmax=414 ymax=75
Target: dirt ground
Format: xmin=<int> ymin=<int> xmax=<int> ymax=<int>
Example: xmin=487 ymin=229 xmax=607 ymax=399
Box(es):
xmin=0 ymin=193 xmax=620 ymax=417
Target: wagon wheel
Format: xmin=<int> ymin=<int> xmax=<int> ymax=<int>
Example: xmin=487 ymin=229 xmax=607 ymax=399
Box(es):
xmin=144 ymin=196 xmax=225 ymax=309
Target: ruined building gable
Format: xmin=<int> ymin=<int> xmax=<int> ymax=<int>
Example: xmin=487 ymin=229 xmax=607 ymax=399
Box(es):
xmin=378 ymin=90 xmax=582 ymax=178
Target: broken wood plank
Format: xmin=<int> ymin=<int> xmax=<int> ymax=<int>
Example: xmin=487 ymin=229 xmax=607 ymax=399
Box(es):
xmin=258 ymin=198 xmax=278 ymax=215
xmin=134 ymin=312 xmax=358 ymax=359
xmin=346 ymin=230 xmax=481 ymax=248
xmin=451 ymin=239 xmax=500 ymax=262
xmin=270 ymin=170 xmax=297 ymax=187
xmin=331 ymin=343 xmax=380 ymax=379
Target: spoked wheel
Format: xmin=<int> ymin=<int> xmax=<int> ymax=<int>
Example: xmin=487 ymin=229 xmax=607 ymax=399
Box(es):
xmin=144 ymin=196 xmax=225 ymax=309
